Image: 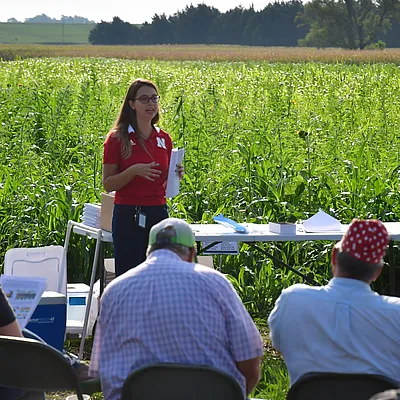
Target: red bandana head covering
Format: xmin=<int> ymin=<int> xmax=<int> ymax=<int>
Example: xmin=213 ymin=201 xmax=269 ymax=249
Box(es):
xmin=339 ymin=219 xmax=389 ymax=265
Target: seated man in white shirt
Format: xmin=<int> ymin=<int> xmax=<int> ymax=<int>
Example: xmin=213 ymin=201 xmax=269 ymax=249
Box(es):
xmin=268 ymin=219 xmax=400 ymax=386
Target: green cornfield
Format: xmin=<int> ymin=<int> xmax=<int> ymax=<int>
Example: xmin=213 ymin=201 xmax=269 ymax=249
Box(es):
xmin=2 ymin=58 xmax=400 ymax=398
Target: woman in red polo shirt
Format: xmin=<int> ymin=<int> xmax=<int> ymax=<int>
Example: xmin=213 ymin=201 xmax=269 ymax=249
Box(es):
xmin=103 ymin=79 xmax=184 ymax=276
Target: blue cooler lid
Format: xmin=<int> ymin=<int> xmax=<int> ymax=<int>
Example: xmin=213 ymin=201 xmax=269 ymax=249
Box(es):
xmin=39 ymin=291 xmax=66 ymax=305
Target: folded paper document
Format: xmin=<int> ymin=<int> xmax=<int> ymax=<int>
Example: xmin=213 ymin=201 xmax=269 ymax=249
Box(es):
xmin=303 ymin=210 xmax=342 ymax=233
xmin=213 ymin=214 xmax=248 ymax=233
xmin=166 ymin=148 xmax=185 ymax=198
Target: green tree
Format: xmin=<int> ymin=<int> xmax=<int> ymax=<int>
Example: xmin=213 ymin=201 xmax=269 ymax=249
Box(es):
xmin=210 ymin=6 xmax=256 ymax=44
xmin=88 ymin=17 xmax=141 ymax=45
xmin=245 ymin=0 xmax=307 ymax=46
xmin=171 ymin=4 xmax=220 ymax=44
xmin=297 ymin=0 xmax=400 ymax=49
xmin=141 ymin=14 xmax=175 ymax=44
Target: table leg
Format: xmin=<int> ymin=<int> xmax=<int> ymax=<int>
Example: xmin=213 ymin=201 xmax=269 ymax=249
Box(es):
xmin=99 ymin=242 xmax=105 ymax=296
xmin=248 ymin=243 xmax=321 ymax=285
xmin=79 ymin=229 xmax=102 ymax=360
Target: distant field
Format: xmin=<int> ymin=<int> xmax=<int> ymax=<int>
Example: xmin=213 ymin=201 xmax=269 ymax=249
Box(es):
xmin=0 ymin=23 xmax=94 ymax=44
xmin=2 ymin=43 xmax=400 ymax=63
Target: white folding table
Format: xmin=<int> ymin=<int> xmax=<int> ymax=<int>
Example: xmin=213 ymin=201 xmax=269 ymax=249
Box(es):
xmin=191 ymin=222 xmax=400 ymax=243
xmin=64 ymin=220 xmax=400 ymax=359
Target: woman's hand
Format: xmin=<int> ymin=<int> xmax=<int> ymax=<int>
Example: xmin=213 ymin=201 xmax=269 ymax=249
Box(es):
xmin=176 ymin=163 xmax=184 ymax=180
xmin=132 ymin=162 xmax=161 ymax=181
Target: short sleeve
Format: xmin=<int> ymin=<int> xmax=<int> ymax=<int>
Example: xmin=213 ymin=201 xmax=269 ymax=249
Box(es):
xmin=218 ymin=278 xmax=264 ymax=362
xmin=103 ymin=133 xmax=121 ymax=165
xmin=0 ymin=286 xmax=16 ymax=328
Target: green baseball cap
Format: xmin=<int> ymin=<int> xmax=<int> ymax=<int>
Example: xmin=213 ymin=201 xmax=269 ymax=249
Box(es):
xmin=149 ymin=218 xmax=196 ymax=248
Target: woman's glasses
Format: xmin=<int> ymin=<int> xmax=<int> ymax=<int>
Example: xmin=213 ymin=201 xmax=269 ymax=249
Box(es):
xmin=134 ymin=95 xmax=160 ymax=104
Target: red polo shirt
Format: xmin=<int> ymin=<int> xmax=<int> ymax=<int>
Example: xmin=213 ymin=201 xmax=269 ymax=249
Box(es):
xmin=103 ymin=126 xmax=172 ymax=206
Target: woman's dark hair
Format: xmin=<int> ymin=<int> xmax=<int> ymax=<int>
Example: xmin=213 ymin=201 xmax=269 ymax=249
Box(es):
xmin=336 ymin=247 xmax=382 ymax=282
xmin=109 ymin=78 xmax=160 ymax=159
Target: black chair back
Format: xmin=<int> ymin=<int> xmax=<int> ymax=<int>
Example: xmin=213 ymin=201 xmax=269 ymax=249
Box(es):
xmin=121 ymin=363 xmax=244 ymax=400
xmin=0 ymin=335 xmax=84 ymax=400
xmin=287 ymin=372 xmax=399 ymax=400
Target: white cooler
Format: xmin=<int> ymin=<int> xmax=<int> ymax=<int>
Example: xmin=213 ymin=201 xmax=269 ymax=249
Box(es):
xmin=66 ymin=282 xmax=99 ymax=337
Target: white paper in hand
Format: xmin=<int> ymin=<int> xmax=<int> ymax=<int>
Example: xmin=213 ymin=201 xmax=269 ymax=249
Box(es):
xmin=166 ymin=148 xmax=185 ymax=198
xmin=303 ymin=209 xmax=342 ymax=232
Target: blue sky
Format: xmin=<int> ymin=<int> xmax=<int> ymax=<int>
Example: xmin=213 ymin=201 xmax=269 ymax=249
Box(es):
xmin=1 ymin=0 xmax=272 ymax=24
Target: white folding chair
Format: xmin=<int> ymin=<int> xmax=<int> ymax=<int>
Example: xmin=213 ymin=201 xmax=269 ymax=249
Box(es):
xmin=4 ymin=245 xmax=67 ymax=296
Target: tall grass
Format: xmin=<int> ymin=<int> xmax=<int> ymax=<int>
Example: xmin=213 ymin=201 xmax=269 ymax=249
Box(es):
xmin=1 ymin=58 xmax=400 ymax=396
xmin=1 ymin=58 xmax=400 ymax=287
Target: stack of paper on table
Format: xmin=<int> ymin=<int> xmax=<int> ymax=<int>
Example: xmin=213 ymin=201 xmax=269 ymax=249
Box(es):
xmin=82 ymin=203 xmax=101 ymax=228
xmin=269 ymin=222 xmax=296 ymax=235
xmin=303 ymin=209 xmax=342 ymax=232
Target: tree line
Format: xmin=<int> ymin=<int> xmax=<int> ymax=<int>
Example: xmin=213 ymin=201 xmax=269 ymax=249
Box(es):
xmin=89 ymin=0 xmax=400 ymax=49
xmin=7 ymin=14 xmax=94 ymax=24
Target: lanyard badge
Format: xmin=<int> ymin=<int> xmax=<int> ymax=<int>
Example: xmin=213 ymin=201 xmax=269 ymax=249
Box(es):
xmin=134 ymin=207 xmax=147 ymax=228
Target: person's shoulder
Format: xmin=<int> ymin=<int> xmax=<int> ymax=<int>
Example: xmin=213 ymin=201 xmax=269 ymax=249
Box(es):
xmin=155 ymin=126 xmax=169 ymax=136
xmin=194 ymin=263 xmax=224 ymax=275
xmin=102 ymin=267 xmax=143 ymax=299
xmin=284 ymin=283 xmax=316 ymax=292
xmin=192 ymin=264 xmax=233 ymax=287
xmin=105 ymin=129 xmax=120 ymax=144
xmin=101 ymin=273 xmax=123 ymax=298
xmin=155 ymin=127 xmax=172 ymax=141
xmin=281 ymin=283 xmax=323 ymax=297
xmin=376 ymin=293 xmax=400 ymax=309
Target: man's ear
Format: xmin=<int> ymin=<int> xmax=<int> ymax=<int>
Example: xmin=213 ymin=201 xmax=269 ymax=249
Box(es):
xmin=331 ymin=246 xmax=338 ymax=276
xmin=188 ymin=247 xmax=196 ymax=263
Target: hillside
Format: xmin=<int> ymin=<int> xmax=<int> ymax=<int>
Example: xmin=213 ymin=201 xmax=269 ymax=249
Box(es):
xmin=0 ymin=23 xmax=94 ymax=44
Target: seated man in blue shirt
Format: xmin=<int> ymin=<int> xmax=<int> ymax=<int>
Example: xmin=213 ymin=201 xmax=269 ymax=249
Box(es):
xmin=268 ymin=219 xmax=400 ymax=385
xmin=89 ymin=218 xmax=264 ymax=400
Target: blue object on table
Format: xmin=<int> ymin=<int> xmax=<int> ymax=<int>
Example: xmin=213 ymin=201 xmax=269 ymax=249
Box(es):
xmin=213 ymin=214 xmax=248 ymax=233
xmin=26 ymin=291 xmax=66 ymax=352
